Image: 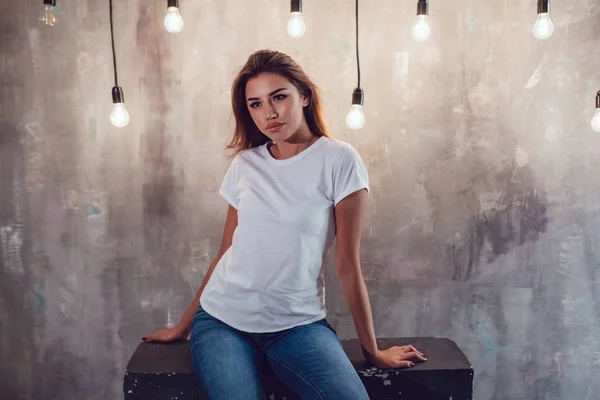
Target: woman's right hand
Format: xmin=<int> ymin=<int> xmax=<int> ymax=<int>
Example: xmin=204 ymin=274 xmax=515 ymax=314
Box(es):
xmin=142 ymin=326 xmax=187 ymax=343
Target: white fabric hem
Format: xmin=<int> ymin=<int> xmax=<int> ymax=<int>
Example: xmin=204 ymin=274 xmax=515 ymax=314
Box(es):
xmin=218 ymin=187 xmax=238 ymax=209
xmin=334 ymin=184 xmax=369 ymax=207
xmin=200 ymin=298 xmax=327 ymax=334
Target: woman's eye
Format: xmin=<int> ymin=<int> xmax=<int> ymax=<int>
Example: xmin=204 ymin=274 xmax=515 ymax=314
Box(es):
xmin=274 ymin=94 xmax=286 ymax=101
xmin=250 ymin=102 xmax=261 ymax=108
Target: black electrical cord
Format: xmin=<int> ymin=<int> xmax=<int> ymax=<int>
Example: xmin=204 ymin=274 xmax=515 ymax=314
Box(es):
xmin=349 ymin=0 xmax=364 ymax=111
xmin=355 ymin=0 xmax=360 ymax=89
xmin=109 ymin=0 xmax=118 ymax=87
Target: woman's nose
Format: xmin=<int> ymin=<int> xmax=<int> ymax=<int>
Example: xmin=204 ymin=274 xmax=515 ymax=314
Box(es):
xmin=265 ymin=105 xmax=278 ymax=120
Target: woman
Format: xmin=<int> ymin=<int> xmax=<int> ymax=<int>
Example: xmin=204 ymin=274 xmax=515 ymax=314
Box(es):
xmin=143 ymin=49 xmax=427 ymax=399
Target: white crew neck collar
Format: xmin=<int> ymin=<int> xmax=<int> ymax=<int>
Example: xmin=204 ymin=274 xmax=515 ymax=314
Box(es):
xmin=262 ymin=136 xmax=327 ymax=164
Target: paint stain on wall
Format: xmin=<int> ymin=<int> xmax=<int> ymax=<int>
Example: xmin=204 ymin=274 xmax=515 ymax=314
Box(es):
xmin=0 ymin=226 xmax=25 ymax=274
xmin=481 ymin=188 xmax=548 ymax=258
xmin=417 ymin=149 xmax=550 ymax=283
xmin=31 ymin=289 xmax=46 ymax=312
xmin=63 ymin=190 xmax=105 ymax=218
xmin=446 ymin=186 xmax=548 ymax=281
xmin=465 ymin=16 xmax=478 ymax=32
xmin=86 ymin=203 xmax=102 ymax=218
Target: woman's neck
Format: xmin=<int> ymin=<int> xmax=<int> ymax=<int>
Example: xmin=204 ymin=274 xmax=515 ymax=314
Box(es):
xmin=270 ymin=131 xmax=319 ymax=160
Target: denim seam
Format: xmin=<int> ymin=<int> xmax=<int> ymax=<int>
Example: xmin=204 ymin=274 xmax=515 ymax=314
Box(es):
xmin=266 ymin=353 xmax=325 ymax=400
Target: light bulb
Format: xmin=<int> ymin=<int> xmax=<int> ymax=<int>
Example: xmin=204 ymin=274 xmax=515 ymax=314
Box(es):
xmin=346 ymin=88 xmax=365 ymax=130
xmin=110 ymin=103 xmax=130 ymax=128
xmin=532 ymin=13 xmax=554 ymax=39
xmin=164 ymin=7 xmax=184 ymax=33
xmin=40 ymin=4 xmax=56 ymax=26
xmin=346 ymin=105 xmax=365 ymax=130
xmin=591 ymin=109 xmax=600 ymax=132
xmin=110 ymin=86 xmax=130 ymax=128
xmin=412 ymin=15 xmax=431 ymax=42
xmin=287 ymin=12 xmax=306 ymax=38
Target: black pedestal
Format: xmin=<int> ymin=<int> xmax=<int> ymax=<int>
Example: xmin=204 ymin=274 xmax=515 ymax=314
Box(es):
xmin=124 ymin=337 xmax=473 ymax=400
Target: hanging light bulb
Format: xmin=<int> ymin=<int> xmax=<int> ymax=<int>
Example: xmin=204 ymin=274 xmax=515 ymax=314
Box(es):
xmin=287 ymin=0 xmax=306 ymax=38
xmin=40 ymin=0 xmax=57 ymax=27
xmin=412 ymin=0 xmax=431 ymax=42
xmin=108 ymin=0 xmax=130 ymax=128
xmin=346 ymin=0 xmax=365 ymax=130
xmin=591 ymin=91 xmax=600 ymax=132
xmin=164 ymin=0 xmax=184 ymax=33
xmin=110 ymin=86 xmax=130 ymax=128
xmin=533 ymin=0 xmax=554 ymax=40
xmin=346 ymin=88 xmax=365 ymax=130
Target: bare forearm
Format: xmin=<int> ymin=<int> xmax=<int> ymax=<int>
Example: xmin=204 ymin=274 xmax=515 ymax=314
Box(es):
xmin=337 ymin=267 xmax=378 ymax=356
xmin=176 ymin=254 xmax=222 ymax=337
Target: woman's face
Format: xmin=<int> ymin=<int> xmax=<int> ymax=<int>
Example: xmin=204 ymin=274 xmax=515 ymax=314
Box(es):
xmin=245 ymin=72 xmax=309 ymax=142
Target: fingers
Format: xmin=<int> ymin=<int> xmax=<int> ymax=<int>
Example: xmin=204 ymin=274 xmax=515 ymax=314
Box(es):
xmin=377 ymin=359 xmax=414 ymax=369
xmin=374 ymin=345 xmax=429 ymax=369
xmin=391 ymin=349 xmax=428 ymax=362
xmin=142 ymin=331 xmax=161 ymax=342
xmin=397 ymin=345 xmax=426 ymax=358
xmin=394 ymin=360 xmax=415 ymax=368
xmin=401 ymin=351 xmax=428 ymax=361
xmin=403 ymin=345 xmax=424 ymax=356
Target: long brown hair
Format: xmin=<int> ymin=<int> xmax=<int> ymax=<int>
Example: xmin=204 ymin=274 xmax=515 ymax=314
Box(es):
xmin=226 ymin=49 xmax=329 ymax=156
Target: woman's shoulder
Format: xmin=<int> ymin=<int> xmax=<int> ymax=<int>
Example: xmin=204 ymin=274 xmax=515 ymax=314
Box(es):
xmin=319 ymin=136 xmax=363 ymax=160
xmin=319 ymin=136 xmax=358 ymax=153
xmin=228 ymin=144 xmax=267 ymax=163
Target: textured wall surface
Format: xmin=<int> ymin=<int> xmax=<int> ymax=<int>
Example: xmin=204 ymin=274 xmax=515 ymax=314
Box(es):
xmin=1 ymin=0 xmax=600 ymax=399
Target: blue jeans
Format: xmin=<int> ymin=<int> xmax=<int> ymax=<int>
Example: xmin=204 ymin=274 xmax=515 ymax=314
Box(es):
xmin=189 ymin=306 xmax=370 ymax=399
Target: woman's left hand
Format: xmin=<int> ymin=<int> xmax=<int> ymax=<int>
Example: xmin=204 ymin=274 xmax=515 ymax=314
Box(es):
xmin=371 ymin=345 xmax=428 ymax=369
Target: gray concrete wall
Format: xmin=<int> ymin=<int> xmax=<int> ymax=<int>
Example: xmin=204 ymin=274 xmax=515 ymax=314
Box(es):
xmin=1 ymin=0 xmax=599 ymax=399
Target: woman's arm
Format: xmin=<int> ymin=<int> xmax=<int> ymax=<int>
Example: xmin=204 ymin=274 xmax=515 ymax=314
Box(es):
xmin=334 ymin=189 xmax=377 ymax=353
xmin=144 ymin=205 xmax=238 ymax=342
xmin=335 ymin=190 xmax=427 ymax=368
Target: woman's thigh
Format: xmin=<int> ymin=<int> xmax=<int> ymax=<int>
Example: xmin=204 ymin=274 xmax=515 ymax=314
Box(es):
xmin=189 ymin=307 xmax=265 ymax=400
xmin=264 ymin=319 xmax=369 ymax=400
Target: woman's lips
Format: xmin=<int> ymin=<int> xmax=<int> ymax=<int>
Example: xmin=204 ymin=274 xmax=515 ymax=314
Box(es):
xmin=266 ymin=123 xmax=284 ymax=133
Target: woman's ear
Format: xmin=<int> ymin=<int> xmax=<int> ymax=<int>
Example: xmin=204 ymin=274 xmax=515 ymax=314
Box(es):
xmin=302 ymin=93 xmax=310 ymax=107
xmin=302 ymin=90 xmax=312 ymax=107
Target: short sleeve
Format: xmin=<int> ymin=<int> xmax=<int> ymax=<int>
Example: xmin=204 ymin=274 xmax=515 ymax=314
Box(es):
xmin=219 ymin=156 xmax=240 ymax=209
xmin=332 ymin=144 xmax=369 ymax=206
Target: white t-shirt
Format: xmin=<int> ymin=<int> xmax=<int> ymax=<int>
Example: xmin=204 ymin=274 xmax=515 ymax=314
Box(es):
xmin=199 ymin=136 xmax=369 ymax=333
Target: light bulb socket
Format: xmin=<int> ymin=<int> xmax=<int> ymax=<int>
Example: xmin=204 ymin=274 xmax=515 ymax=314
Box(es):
xmin=596 ymin=91 xmax=600 ymax=109
xmin=351 ymin=88 xmax=364 ymax=106
xmin=537 ymin=0 xmax=549 ymax=14
xmin=417 ymin=0 xmax=429 ymax=16
xmin=291 ymin=0 xmax=302 ymax=13
xmin=112 ymin=86 xmax=125 ymax=104
xmin=43 ymin=0 xmax=56 ymax=5
xmin=168 ymin=0 xmax=179 ymax=8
